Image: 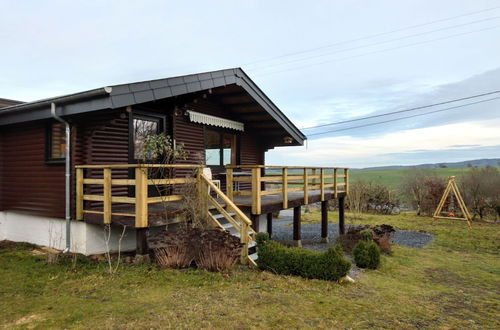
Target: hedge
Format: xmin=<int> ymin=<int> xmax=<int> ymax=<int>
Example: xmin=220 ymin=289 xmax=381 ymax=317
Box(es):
xmin=256 ymin=239 xmax=351 ymax=281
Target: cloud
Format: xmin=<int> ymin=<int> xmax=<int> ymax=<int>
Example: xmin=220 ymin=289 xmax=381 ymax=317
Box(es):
xmin=267 ymin=118 xmax=500 ymax=167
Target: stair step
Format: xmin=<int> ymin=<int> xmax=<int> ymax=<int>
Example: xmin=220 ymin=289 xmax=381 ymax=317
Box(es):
xmin=222 ymin=222 xmax=233 ymax=229
xmin=249 ymin=253 xmax=258 ymax=261
xmin=212 ymin=213 xmax=236 ymax=220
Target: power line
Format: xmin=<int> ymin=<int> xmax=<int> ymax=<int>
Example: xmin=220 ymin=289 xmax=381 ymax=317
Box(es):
xmin=252 ymin=25 xmax=500 ymax=77
xmin=243 ymin=5 xmax=500 ymax=67
xmin=306 ymin=96 xmax=500 ymax=137
xmin=249 ymin=16 xmax=500 ymax=71
xmin=301 ymin=90 xmax=500 ymax=130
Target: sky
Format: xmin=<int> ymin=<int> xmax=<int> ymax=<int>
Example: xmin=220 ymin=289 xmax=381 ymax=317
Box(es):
xmin=1 ymin=0 xmax=499 ymax=168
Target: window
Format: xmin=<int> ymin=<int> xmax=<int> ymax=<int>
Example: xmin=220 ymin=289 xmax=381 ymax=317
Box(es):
xmin=205 ymin=129 xmax=236 ymax=166
xmin=132 ymin=116 xmax=161 ymax=159
xmin=47 ymin=122 xmax=66 ymax=162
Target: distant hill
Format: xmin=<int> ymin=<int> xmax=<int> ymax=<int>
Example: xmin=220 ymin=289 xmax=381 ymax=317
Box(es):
xmin=360 ymin=158 xmax=500 ymax=170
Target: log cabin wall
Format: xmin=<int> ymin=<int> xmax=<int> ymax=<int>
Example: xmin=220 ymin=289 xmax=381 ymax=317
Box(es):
xmin=0 ymin=121 xmax=65 ymax=218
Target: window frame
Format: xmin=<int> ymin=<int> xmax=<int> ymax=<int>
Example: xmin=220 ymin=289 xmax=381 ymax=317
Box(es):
xmin=45 ymin=121 xmax=66 ymax=164
xmin=203 ymin=127 xmax=239 ymax=170
xmin=128 ymin=111 xmax=166 ymax=163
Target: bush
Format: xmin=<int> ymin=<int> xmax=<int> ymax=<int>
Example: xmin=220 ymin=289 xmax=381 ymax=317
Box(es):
xmin=360 ymin=229 xmax=374 ymax=241
xmin=148 ymin=228 xmax=201 ymax=268
xmin=255 ymin=232 xmax=270 ymax=246
xmin=353 ymin=241 xmax=381 ymax=269
xmin=195 ymin=229 xmax=243 ymax=272
xmin=148 ymin=228 xmax=243 ymax=272
xmin=256 ymin=240 xmax=351 ymax=281
xmin=336 ymin=225 xmax=394 ymax=254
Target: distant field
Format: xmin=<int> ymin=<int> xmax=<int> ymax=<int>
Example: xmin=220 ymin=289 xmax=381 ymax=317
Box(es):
xmin=349 ymin=168 xmax=473 ymax=190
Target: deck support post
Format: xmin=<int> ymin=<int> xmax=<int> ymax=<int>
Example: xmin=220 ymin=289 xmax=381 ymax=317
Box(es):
xmin=338 ymin=196 xmax=345 ymax=235
xmin=293 ymin=206 xmax=302 ymax=247
xmin=251 ymin=214 xmax=260 ymax=232
xmin=321 ymin=200 xmax=329 ymax=243
xmin=266 ymin=212 xmax=273 ymax=238
xmin=136 ymin=227 xmax=149 ymax=256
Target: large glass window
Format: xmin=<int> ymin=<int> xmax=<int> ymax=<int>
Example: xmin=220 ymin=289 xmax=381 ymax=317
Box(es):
xmin=205 ymin=129 xmax=236 ymax=166
xmin=47 ymin=122 xmax=66 ymax=162
xmin=133 ymin=116 xmax=160 ymax=159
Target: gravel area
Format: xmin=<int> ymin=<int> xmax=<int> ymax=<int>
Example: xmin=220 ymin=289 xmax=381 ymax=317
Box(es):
xmin=271 ymin=212 xmax=434 ymax=251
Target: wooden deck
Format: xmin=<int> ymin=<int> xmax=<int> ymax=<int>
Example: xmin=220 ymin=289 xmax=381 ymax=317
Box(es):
xmin=232 ymin=189 xmax=346 ymax=214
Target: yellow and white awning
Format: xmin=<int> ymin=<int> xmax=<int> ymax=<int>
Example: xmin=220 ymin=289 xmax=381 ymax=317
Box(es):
xmin=186 ymin=110 xmax=244 ymax=131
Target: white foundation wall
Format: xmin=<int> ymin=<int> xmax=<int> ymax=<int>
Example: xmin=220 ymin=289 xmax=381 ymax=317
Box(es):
xmin=0 ymin=211 xmax=136 ymax=255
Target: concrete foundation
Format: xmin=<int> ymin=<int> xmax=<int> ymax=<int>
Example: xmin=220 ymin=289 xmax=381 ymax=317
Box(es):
xmin=0 ymin=211 xmax=136 ymax=255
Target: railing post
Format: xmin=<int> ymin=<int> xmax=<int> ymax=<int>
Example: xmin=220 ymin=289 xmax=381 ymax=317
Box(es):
xmin=135 ymin=167 xmax=148 ymax=228
xmin=334 ymin=168 xmax=338 ymax=199
xmin=240 ymin=222 xmax=249 ymax=264
xmin=226 ymin=167 xmax=234 ymax=201
xmin=282 ymin=167 xmax=288 ymax=209
xmin=76 ymin=168 xmax=84 ymax=220
xmin=103 ymin=168 xmax=112 ymax=224
xmin=311 ymin=168 xmax=317 ymax=187
xmin=320 ymin=168 xmax=325 ymax=201
xmin=197 ymin=168 xmax=209 ymax=216
xmin=303 ymin=168 xmax=309 ymax=205
xmin=344 ymin=168 xmax=349 ymax=195
xmin=251 ymin=168 xmax=261 ymax=214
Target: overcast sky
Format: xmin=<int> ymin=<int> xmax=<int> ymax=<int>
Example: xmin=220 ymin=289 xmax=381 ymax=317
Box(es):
xmin=1 ymin=0 xmax=499 ymax=167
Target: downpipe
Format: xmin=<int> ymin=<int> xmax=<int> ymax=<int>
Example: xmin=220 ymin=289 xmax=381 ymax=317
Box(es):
xmin=51 ymin=103 xmax=71 ymax=253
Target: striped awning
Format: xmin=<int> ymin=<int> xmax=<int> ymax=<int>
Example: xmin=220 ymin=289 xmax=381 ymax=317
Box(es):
xmin=186 ymin=110 xmax=244 ymax=131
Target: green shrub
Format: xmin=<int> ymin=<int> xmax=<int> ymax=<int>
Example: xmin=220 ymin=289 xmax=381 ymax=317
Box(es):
xmin=256 ymin=240 xmax=351 ymax=281
xmin=360 ymin=229 xmax=374 ymax=241
xmin=353 ymin=241 xmax=381 ymax=269
xmin=255 ymin=232 xmax=270 ymax=246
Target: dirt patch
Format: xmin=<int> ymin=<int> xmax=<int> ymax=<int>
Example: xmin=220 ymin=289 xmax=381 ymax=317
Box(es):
xmin=425 ymin=267 xmax=466 ymax=289
xmin=0 ymin=240 xmax=37 ymax=251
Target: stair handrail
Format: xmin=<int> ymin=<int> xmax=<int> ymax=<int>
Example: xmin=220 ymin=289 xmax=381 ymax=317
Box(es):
xmin=199 ymin=172 xmax=256 ymax=265
xmin=199 ymin=173 xmax=252 ymax=226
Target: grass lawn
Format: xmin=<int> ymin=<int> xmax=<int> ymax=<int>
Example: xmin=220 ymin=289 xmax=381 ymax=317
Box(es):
xmin=349 ymin=167 xmax=473 ymax=190
xmin=1 ymin=213 xmax=499 ymax=329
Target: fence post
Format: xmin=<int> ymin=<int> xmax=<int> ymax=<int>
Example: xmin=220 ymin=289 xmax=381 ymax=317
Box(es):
xmin=282 ymin=167 xmax=288 ymax=209
xmin=76 ymin=168 xmax=84 ymax=220
xmin=103 ymin=168 xmax=112 ymax=224
xmin=320 ymin=168 xmax=325 ymax=201
xmin=240 ymin=222 xmax=249 ymax=264
xmin=303 ymin=168 xmax=309 ymax=205
xmin=334 ymin=168 xmax=338 ymax=199
xmin=197 ymin=168 xmax=209 ymax=217
xmin=226 ymin=167 xmax=234 ymax=201
xmin=251 ymin=168 xmax=261 ymax=214
xmin=135 ymin=167 xmax=148 ymax=228
xmin=344 ymin=168 xmax=349 ymax=195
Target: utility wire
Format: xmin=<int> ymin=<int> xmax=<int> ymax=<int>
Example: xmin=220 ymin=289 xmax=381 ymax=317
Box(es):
xmin=301 ymin=90 xmax=500 ymax=130
xmin=243 ymin=5 xmax=500 ymax=67
xmin=253 ymin=25 xmax=500 ymax=77
xmin=249 ymin=16 xmax=500 ymax=71
xmin=306 ymin=96 xmax=500 ymax=137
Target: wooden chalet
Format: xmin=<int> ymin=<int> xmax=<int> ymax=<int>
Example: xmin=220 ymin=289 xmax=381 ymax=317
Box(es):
xmin=0 ymin=68 xmax=348 ymax=263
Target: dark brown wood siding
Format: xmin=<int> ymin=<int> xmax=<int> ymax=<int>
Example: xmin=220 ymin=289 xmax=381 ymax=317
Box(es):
xmin=0 ymin=122 xmax=65 ymax=217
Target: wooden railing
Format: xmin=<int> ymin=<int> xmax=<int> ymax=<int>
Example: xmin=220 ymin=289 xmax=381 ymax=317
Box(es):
xmin=199 ymin=173 xmax=256 ymax=265
xmin=225 ymin=165 xmax=349 ymax=214
xmin=75 ymin=164 xmax=202 ymax=228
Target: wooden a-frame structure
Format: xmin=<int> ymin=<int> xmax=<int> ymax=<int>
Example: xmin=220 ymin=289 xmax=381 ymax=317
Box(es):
xmin=433 ymin=176 xmax=472 ymax=228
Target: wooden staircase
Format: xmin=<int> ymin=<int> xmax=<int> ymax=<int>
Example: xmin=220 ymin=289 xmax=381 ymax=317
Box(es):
xmin=199 ymin=173 xmax=258 ymax=266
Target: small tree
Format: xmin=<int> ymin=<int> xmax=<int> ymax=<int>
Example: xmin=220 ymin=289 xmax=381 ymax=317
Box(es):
xmin=460 ymin=167 xmax=500 ymax=220
xmin=400 ymin=170 xmax=445 ymax=216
